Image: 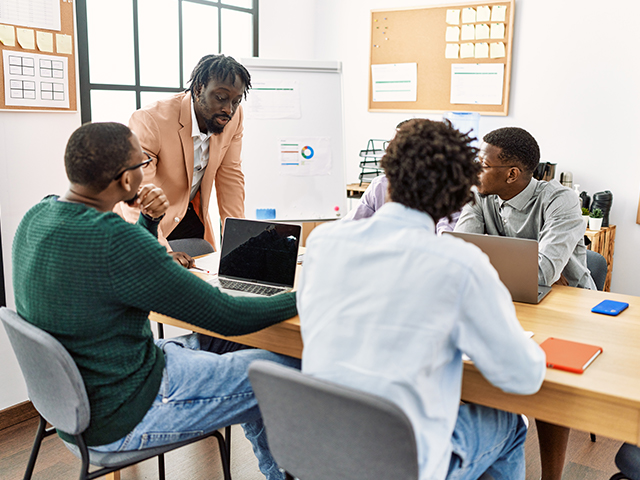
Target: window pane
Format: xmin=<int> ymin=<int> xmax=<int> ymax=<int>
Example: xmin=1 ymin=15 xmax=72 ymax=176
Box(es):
xmin=222 ymin=0 xmax=253 ymax=8
xmin=221 ymin=9 xmax=253 ymax=59
xmin=140 ymin=91 xmax=180 ymax=108
xmin=90 ymin=90 xmax=137 ymax=125
xmin=86 ymin=0 xmax=135 ymax=85
xmin=182 ymin=2 xmax=219 ymax=89
xmin=138 ymin=0 xmax=180 ymax=88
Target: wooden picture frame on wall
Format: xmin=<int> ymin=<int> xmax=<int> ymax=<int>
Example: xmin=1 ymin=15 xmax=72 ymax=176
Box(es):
xmin=369 ymin=0 xmax=514 ymax=115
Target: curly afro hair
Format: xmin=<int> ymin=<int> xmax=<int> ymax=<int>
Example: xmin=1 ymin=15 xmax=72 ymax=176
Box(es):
xmin=381 ymin=119 xmax=480 ymax=221
xmin=483 ymin=127 xmax=540 ymax=174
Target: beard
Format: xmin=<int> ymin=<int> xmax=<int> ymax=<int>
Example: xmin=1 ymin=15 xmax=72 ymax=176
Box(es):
xmin=125 ymin=191 xmax=139 ymax=206
xmin=202 ymin=113 xmax=232 ymax=135
xmin=197 ymin=95 xmax=232 ymax=135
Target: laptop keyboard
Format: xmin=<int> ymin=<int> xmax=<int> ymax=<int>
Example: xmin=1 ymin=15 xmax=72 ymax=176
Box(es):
xmin=219 ymin=278 xmax=286 ymax=297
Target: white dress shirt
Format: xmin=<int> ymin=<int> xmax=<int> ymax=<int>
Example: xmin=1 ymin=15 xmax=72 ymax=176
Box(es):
xmin=298 ymin=202 xmax=545 ymax=480
xmin=190 ymin=98 xmax=212 ymax=200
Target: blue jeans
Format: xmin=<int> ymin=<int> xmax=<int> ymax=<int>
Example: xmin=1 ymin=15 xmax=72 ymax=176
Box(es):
xmin=446 ymin=403 xmax=527 ymax=480
xmin=91 ymin=335 xmax=301 ymax=480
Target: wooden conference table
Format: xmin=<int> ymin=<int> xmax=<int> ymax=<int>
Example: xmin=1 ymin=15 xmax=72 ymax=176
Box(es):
xmin=150 ymin=266 xmax=640 ymax=447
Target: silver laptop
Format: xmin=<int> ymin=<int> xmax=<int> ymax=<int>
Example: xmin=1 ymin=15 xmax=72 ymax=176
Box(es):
xmin=217 ymin=218 xmax=301 ymax=297
xmin=445 ymin=232 xmax=551 ymax=304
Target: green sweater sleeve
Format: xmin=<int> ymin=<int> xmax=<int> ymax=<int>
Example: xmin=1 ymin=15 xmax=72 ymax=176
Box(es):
xmin=105 ymin=215 xmax=297 ymax=336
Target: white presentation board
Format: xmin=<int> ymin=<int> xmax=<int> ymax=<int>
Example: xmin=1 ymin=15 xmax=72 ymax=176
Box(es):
xmin=240 ymin=58 xmax=346 ymax=221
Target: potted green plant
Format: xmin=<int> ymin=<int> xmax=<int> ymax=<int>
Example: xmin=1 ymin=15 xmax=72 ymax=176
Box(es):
xmin=589 ymin=208 xmax=603 ymax=231
xmin=581 ymin=207 xmax=590 ymax=230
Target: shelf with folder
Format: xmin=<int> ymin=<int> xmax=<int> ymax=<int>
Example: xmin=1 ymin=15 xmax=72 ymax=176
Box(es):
xmin=358 ymin=139 xmax=387 ymax=185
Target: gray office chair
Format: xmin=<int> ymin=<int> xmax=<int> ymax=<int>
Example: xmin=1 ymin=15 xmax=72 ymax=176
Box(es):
xmin=610 ymin=443 xmax=640 ymax=480
xmin=168 ymin=237 xmax=214 ymax=257
xmin=585 ymin=249 xmax=608 ymax=443
xmin=586 ymin=249 xmax=608 ymax=292
xmin=248 ymin=360 xmax=419 ymax=480
xmin=0 ymin=307 xmax=231 ymax=480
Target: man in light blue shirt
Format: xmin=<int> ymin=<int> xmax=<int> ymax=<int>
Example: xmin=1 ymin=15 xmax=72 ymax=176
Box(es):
xmin=298 ymin=119 xmax=546 ymax=480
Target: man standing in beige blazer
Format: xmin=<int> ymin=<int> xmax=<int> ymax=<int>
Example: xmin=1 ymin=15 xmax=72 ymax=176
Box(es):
xmin=115 ymin=54 xmax=250 ymax=267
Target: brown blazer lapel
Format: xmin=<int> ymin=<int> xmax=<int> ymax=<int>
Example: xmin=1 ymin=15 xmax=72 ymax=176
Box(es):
xmin=179 ymin=93 xmax=195 ymax=187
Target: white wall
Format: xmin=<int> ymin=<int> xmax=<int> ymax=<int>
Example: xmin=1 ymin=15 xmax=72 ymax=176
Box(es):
xmin=311 ymin=0 xmax=640 ymax=296
xmin=0 ymin=111 xmax=80 ymax=409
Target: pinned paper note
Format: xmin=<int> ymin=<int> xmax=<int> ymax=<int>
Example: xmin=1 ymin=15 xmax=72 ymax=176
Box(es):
xmin=490 ymin=42 xmax=506 ymax=58
xmin=475 ymin=24 xmax=490 ymax=40
xmin=445 ymin=44 xmax=459 ymax=59
xmin=36 ymin=31 xmax=54 ymax=52
xmin=460 ymin=43 xmax=475 ymax=58
xmin=446 ymin=26 xmax=460 ymax=42
xmin=17 ymin=28 xmax=35 ymax=50
xmin=56 ymin=34 xmax=73 ymax=54
xmin=446 ymin=9 xmax=460 ymax=25
xmin=461 ymin=24 xmax=475 ymax=41
xmin=477 ymin=6 xmax=491 ymax=22
xmin=0 ymin=24 xmax=15 ymax=46
xmin=491 ymin=5 xmax=507 ymax=22
xmin=491 ymin=23 xmax=505 ymax=40
xmin=462 ymin=7 xmax=476 ymax=23
xmin=475 ymin=42 xmax=489 ymax=58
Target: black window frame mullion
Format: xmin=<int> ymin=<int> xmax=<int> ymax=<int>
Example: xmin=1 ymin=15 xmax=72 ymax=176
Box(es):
xmin=76 ymin=0 xmax=259 ymax=123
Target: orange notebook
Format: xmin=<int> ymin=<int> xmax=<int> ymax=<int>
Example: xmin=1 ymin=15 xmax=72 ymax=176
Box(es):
xmin=540 ymin=337 xmax=603 ymax=374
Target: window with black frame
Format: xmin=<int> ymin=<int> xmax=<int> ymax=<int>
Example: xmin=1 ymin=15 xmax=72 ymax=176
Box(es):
xmin=75 ymin=0 xmax=258 ymax=124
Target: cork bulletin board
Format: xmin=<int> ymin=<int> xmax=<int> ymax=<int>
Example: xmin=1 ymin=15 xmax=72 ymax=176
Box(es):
xmin=369 ymin=0 xmax=514 ymax=115
xmin=0 ymin=0 xmax=77 ymax=112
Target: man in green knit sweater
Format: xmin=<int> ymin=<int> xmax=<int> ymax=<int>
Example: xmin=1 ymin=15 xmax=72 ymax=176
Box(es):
xmin=12 ymin=122 xmax=299 ymax=480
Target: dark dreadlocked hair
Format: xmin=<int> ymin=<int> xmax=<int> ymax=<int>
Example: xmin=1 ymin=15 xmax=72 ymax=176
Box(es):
xmin=187 ymin=54 xmax=251 ymax=100
xmin=381 ymin=119 xmax=481 ymax=221
xmin=483 ymin=127 xmax=540 ymax=174
xmin=65 ymin=122 xmax=134 ymax=192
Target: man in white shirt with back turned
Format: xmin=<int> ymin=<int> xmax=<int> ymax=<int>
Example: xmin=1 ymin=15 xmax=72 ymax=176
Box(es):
xmin=298 ymin=119 xmax=546 ymax=480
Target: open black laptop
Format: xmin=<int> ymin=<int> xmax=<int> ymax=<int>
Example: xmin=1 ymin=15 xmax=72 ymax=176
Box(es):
xmin=445 ymin=232 xmax=551 ymax=304
xmin=217 ymin=218 xmax=301 ymax=297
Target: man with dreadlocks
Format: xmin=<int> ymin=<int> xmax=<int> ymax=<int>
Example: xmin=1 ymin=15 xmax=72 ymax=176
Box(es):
xmin=116 ymin=54 xmax=251 ymax=267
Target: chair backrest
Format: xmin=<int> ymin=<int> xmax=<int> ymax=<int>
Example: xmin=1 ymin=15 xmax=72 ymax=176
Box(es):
xmin=615 ymin=443 xmax=640 ymax=480
xmin=168 ymin=238 xmax=214 ymax=257
xmin=248 ymin=360 xmax=419 ymax=480
xmin=586 ymin=250 xmax=607 ymax=291
xmin=0 ymin=307 xmax=90 ymax=435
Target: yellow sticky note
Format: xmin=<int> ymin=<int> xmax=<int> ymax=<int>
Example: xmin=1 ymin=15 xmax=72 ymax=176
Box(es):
xmin=492 ymin=5 xmax=507 ymax=22
xmin=490 ymin=42 xmax=506 ymax=58
xmin=445 ymin=44 xmax=459 ymax=59
xmin=476 ymin=24 xmax=490 ymax=40
xmin=446 ymin=9 xmax=460 ymax=25
xmin=460 ymin=43 xmax=475 ymax=58
xmin=491 ymin=23 xmax=505 ymax=40
xmin=475 ymin=42 xmax=489 ymax=58
xmin=461 ymin=24 xmax=475 ymax=41
xmin=446 ymin=26 xmax=460 ymax=42
xmin=0 ymin=24 xmax=16 ymax=46
xmin=17 ymin=28 xmax=35 ymax=50
xmin=36 ymin=31 xmax=54 ymax=52
xmin=56 ymin=34 xmax=73 ymax=54
xmin=462 ymin=7 xmax=476 ymax=23
xmin=477 ymin=6 xmax=491 ymax=22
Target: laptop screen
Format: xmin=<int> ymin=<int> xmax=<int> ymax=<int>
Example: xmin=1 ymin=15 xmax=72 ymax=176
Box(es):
xmin=219 ymin=218 xmax=301 ymax=287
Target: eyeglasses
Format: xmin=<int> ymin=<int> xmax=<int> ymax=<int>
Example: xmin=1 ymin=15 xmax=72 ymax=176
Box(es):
xmin=113 ymin=152 xmax=153 ymax=180
xmin=479 ymin=162 xmax=518 ymax=170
